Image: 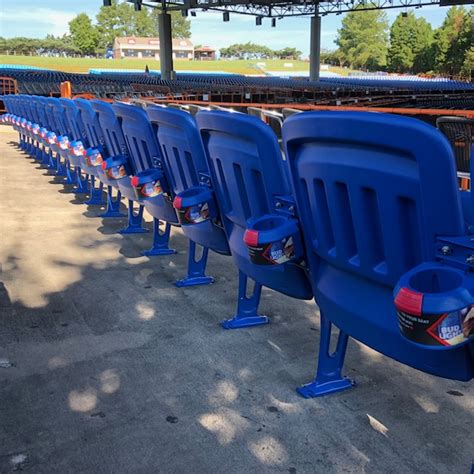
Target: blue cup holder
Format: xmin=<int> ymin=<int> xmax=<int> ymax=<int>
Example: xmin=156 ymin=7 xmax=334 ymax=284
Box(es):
xmin=173 ymin=186 xmax=214 ymax=225
xmin=394 ymin=263 xmax=474 ymax=348
xmin=244 ymin=215 xmax=302 ymax=266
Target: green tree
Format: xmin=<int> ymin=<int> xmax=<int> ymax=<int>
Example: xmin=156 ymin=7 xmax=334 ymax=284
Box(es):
xmin=274 ymin=47 xmax=302 ymax=60
xmin=336 ymin=8 xmax=389 ymax=70
xmin=460 ymin=46 xmax=474 ymax=78
xmin=152 ymin=10 xmax=191 ymax=39
xmin=96 ymin=0 xmax=135 ymax=49
xmin=432 ymin=6 xmax=472 ymax=75
xmin=96 ymin=2 xmax=191 ymax=50
xmin=69 ymin=13 xmax=100 ymax=55
xmin=134 ymin=8 xmax=156 ymax=37
xmin=388 ymin=12 xmax=433 ymax=73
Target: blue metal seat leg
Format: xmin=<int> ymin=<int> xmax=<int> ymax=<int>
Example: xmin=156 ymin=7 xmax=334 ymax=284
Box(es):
xmin=142 ymin=218 xmax=176 ymax=257
xmin=99 ymin=186 xmax=125 ymax=218
xmin=55 ymin=154 xmax=67 ymax=177
xmin=65 ymin=162 xmax=77 ymax=185
xmin=297 ymin=313 xmax=355 ymax=398
xmin=119 ymin=200 xmax=149 ymax=234
xmin=83 ymin=175 xmax=104 ymax=203
xmin=74 ymin=169 xmax=90 ymax=194
xmin=47 ymin=149 xmax=57 ymax=170
xmin=175 ymin=240 xmax=213 ymax=287
xmin=221 ymin=271 xmax=269 ymax=329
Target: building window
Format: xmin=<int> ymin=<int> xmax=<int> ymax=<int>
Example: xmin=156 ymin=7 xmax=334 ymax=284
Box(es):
xmin=123 ymin=49 xmax=138 ymax=57
xmin=175 ymin=50 xmax=188 ymax=59
xmin=141 ymin=49 xmax=156 ymax=58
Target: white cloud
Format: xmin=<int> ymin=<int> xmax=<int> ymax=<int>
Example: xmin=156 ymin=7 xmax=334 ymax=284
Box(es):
xmin=0 ymin=7 xmax=76 ymax=37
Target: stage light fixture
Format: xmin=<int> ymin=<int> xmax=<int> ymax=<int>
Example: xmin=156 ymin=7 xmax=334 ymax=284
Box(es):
xmin=256 ymin=16 xmax=262 ymax=25
xmin=191 ymin=11 xmax=197 ymax=16
xmin=223 ymin=11 xmax=230 ymax=21
xmin=271 ymin=18 xmax=276 ymax=27
xmin=103 ymin=0 xmax=112 ymax=6
xmin=134 ymin=0 xmax=142 ymax=11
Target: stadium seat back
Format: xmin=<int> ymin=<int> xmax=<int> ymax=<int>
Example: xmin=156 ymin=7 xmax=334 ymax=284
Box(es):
xmin=60 ymin=98 xmax=88 ymax=144
xmin=112 ymin=102 xmax=160 ymax=174
xmin=197 ymin=111 xmax=312 ymax=300
xmin=283 ymin=111 xmax=473 ymax=380
xmin=75 ymin=98 xmax=106 ymax=151
xmin=91 ymin=100 xmax=128 ymax=158
xmin=197 ymin=111 xmax=290 ymax=229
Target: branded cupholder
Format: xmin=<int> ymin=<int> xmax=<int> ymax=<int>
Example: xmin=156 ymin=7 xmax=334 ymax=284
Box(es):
xmin=85 ymin=148 xmax=104 ymax=167
xmin=131 ymin=169 xmax=165 ymax=200
xmin=101 ymin=155 xmax=130 ymax=181
xmin=394 ymin=265 xmax=474 ymax=348
xmin=173 ymin=187 xmax=214 ymax=225
xmin=244 ymin=215 xmax=302 ymax=266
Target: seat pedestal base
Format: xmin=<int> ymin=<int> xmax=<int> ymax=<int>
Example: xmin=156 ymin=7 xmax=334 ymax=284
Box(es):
xmin=142 ymin=219 xmax=176 ymax=257
xmin=221 ymin=271 xmax=269 ymax=329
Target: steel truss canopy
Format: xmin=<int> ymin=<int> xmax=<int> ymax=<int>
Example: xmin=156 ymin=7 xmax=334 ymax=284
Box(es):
xmin=129 ymin=0 xmax=472 ymax=17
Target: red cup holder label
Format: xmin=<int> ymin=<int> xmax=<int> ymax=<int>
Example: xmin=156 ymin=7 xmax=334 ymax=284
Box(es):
xmin=398 ymin=306 xmax=474 ymax=347
xmin=247 ymin=236 xmax=295 ymax=266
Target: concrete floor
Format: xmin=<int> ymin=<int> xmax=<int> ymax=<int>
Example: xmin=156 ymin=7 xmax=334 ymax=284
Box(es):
xmin=0 ymin=126 xmax=473 ymax=474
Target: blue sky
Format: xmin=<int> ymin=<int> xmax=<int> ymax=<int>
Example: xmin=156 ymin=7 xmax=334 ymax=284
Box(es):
xmin=0 ymin=0 xmax=452 ymax=55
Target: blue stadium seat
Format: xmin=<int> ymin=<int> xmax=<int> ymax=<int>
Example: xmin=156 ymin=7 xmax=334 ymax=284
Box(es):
xmin=60 ymin=98 xmax=97 ymax=195
xmin=91 ymin=99 xmax=148 ymax=234
xmin=75 ymin=98 xmax=125 ymax=218
xmin=283 ymin=111 xmax=474 ymax=397
xmin=146 ymin=105 xmax=230 ymax=286
xmin=46 ymin=97 xmax=75 ymax=182
xmin=196 ymin=111 xmax=313 ymax=328
xmin=112 ymin=102 xmax=179 ymax=256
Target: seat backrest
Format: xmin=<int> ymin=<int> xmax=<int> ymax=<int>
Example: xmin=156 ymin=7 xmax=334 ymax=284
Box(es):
xmin=36 ymin=97 xmax=52 ymax=130
xmin=43 ymin=98 xmax=61 ymax=133
xmin=59 ymin=98 xmax=88 ymax=145
xmin=112 ymin=102 xmax=162 ymax=175
xmin=91 ymin=100 xmax=129 ymax=158
xmin=75 ymin=99 xmax=107 ymax=152
xmin=196 ymin=111 xmax=290 ymax=229
xmin=29 ymin=97 xmax=41 ymax=125
xmin=47 ymin=98 xmax=70 ymax=137
xmin=146 ymin=106 xmax=209 ymax=195
xmin=283 ymin=111 xmax=465 ymax=288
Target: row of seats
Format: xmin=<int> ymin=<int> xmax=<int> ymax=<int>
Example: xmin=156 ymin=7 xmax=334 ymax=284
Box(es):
xmin=2 ymin=94 xmax=473 ymax=397
xmin=2 ymin=67 xmax=473 ymax=101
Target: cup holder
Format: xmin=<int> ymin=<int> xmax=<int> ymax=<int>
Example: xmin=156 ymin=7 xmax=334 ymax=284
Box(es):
xmin=131 ymin=169 xmax=165 ymax=200
xmin=173 ymin=186 xmax=214 ymax=225
xmin=243 ymin=215 xmax=303 ymax=266
xmin=394 ymin=263 xmax=474 ymax=348
xmin=101 ymin=155 xmax=130 ymax=181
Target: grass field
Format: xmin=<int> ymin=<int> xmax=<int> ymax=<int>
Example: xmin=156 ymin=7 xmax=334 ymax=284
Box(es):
xmin=0 ymin=54 xmax=349 ymax=76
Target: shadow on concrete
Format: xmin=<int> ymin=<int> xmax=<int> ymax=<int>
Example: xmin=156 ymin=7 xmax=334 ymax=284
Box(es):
xmin=1 ymin=131 xmax=473 ymax=474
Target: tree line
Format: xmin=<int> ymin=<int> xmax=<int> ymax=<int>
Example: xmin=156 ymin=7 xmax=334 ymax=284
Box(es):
xmin=326 ymin=6 xmax=472 ymax=77
xmin=220 ymin=43 xmax=302 ymax=60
